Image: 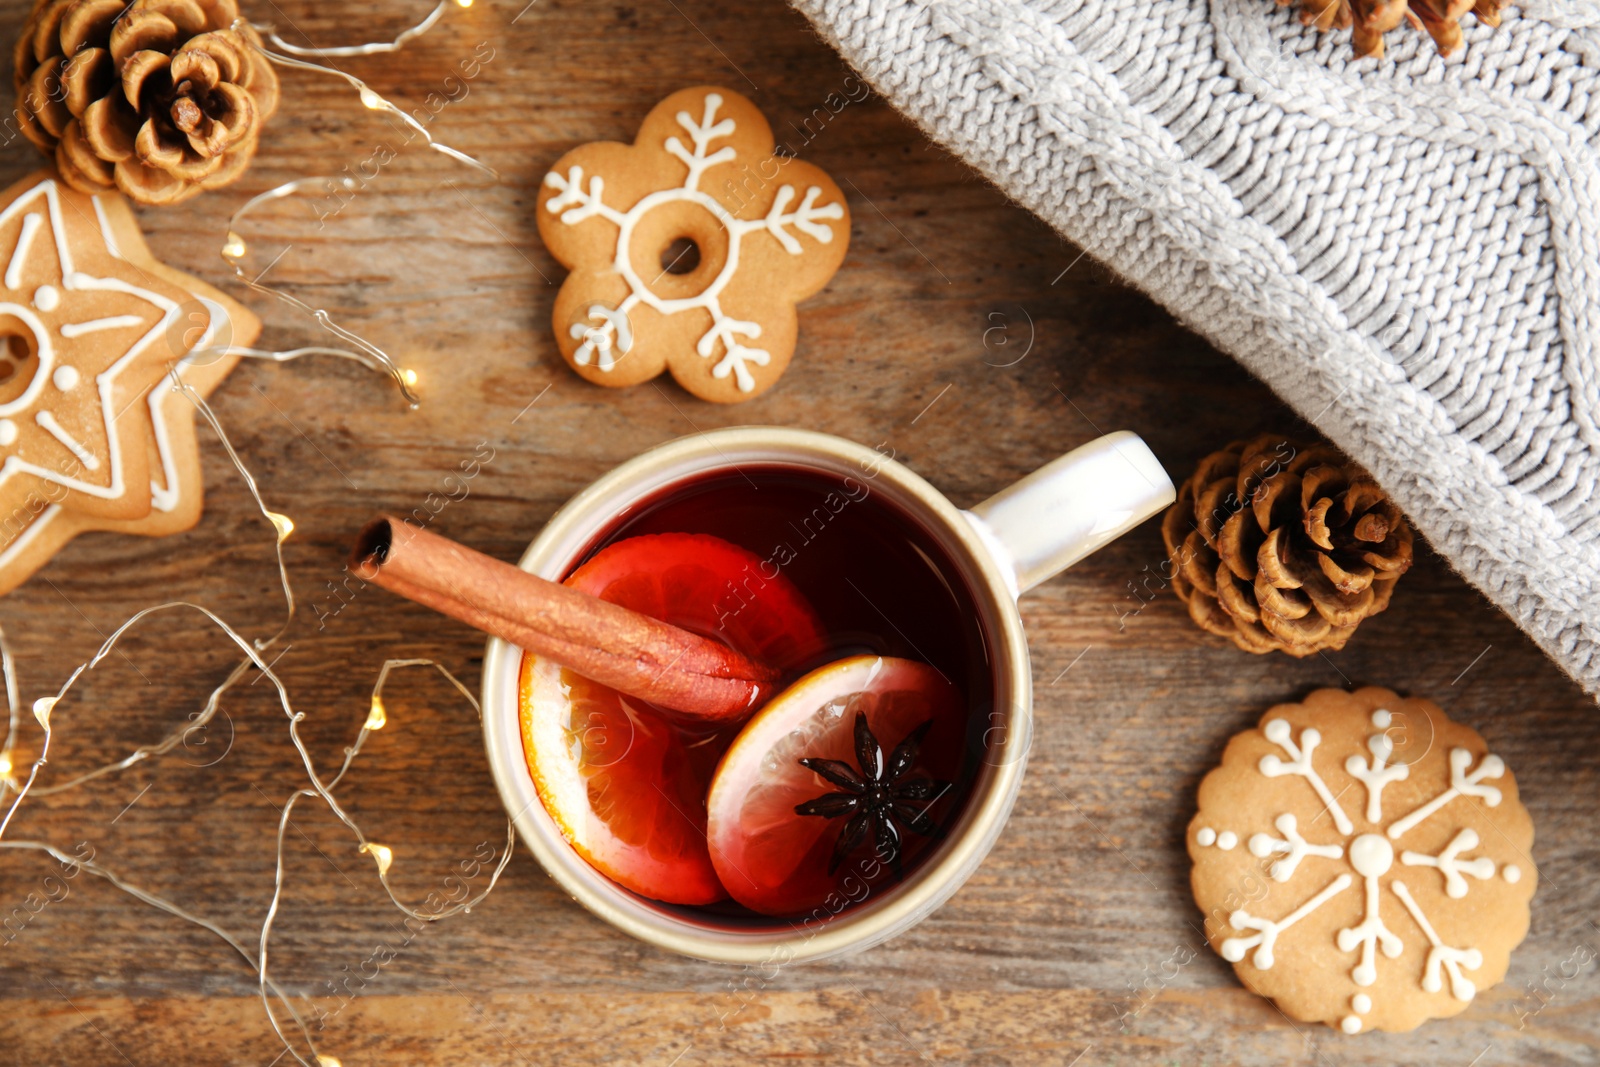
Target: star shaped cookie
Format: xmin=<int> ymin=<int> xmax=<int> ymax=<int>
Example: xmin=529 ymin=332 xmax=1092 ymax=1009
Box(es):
xmin=0 ymin=169 xmax=257 ymax=594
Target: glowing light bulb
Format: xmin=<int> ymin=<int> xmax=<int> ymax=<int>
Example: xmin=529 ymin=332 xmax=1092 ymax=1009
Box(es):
xmin=222 ymin=232 xmax=247 ymax=258
xmin=359 ymin=87 xmax=385 ymax=110
xmin=32 ymin=696 xmax=55 ymax=730
xmin=317 ymin=1056 xmax=343 ymax=1067
xmin=0 ymin=752 xmax=12 ymax=776
xmin=266 ymin=512 xmax=295 ymax=543
xmin=361 ymin=842 xmax=393 ymax=877
xmin=400 ymin=368 xmax=419 ymax=388
xmin=456 ymin=0 xmax=472 ymax=7
xmin=364 ymin=695 xmax=388 ymax=731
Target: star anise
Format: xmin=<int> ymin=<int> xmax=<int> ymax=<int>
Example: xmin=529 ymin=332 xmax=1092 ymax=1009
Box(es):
xmin=794 ymin=713 xmax=948 ymax=878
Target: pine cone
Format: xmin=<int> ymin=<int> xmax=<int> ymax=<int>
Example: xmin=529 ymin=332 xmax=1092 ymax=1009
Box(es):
xmin=1161 ymin=434 xmax=1413 ymax=657
xmin=13 ymin=0 xmax=279 ymax=206
xmin=1282 ymin=0 xmax=1507 ymax=58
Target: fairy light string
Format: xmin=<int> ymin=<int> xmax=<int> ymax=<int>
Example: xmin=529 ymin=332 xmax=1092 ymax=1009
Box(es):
xmin=240 ymin=0 xmax=491 ymax=179
xmin=0 ymin=374 xmax=515 ymax=1067
xmin=207 ymin=0 xmax=498 ymax=411
xmin=0 ymin=598 xmax=352 ymax=1062
xmin=216 ymin=177 xmax=425 ymax=409
xmin=257 ymin=658 xmax=514 ymax=1066
xmin=0 ymin=693 xmax=53 ymax=841
xmin=0 ymin=624 xmax=21 ymax=789
xmin=242 ymin=41 xmax=498 ymax=179
xmin=0 ymin=835 xmax=325 ymax=1056
xmin=0 ymin=8 xmax=516 ymax=1063
xmin=254 ymin=0 xmax=469 ymax=59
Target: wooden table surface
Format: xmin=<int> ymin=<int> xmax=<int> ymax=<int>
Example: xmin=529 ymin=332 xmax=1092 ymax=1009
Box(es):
xmin=1 ymin=1 xmax=1596 ymax=1064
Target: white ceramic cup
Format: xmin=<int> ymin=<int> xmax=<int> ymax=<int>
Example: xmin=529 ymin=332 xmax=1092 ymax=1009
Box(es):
xmin=480 ymin=427 xmax=1173 ymax=964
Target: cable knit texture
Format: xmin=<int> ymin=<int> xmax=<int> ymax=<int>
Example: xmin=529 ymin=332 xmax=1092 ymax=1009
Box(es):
xmin=793 ymin=0 xmax=1600 ymax=698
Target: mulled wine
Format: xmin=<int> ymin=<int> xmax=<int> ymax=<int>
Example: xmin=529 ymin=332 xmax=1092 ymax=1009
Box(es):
xmin=518 ymin=465 xmax=993 ymax=920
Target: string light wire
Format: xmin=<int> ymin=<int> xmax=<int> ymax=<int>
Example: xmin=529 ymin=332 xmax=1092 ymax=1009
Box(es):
xmin=0 ymin=372 xmax=516 ymax=1066
xmin=0 ymin=624 xmax=21 ymax=788
xmin=256 ymin=659 xmax=513 ymax=1065
xmin=243 ymin=40 xmax=497 ymax=180
xmin=0 ymin=694 xmax=51 ymax=841
xmin=253 ymin=0 xmax=465 ymax=59
xmin=210 ymin=0 xmax=498 ymax=411
xmin=0 ymin=835 xmax=324 ymax=1057
xmin=217 ymin=179 xmax=425 ymax=409
xmin=191 ymin=345 xmax=402 ymax=380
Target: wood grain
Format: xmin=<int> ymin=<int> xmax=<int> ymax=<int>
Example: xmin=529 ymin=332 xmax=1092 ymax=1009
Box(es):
xmin=0 ymin=1 xmax=1595 ymax=1064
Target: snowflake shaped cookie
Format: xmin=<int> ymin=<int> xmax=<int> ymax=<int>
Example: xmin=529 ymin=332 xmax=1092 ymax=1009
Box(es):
xmin=535 ymin=87 xmax=849 ymax=402
xmin=1190 ymin=687 xmax=1535 ymax=1033
xmin=0 ymin=170 xmax=257 ymax=595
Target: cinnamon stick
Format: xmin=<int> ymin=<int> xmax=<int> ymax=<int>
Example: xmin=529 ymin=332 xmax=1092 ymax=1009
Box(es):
xmin=350 ymin=516 xmax=780 ymax=722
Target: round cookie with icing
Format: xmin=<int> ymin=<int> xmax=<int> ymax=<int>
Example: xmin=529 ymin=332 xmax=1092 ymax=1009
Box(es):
xmin=536 ymin=86 xmax=849 ymax=403
xmin=1190 ymin=687 xmax=1535 ymax=1033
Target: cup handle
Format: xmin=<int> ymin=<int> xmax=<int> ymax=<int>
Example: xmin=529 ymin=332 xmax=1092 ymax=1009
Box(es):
xmin=962 ymin=431 xmax=1175 ymax=598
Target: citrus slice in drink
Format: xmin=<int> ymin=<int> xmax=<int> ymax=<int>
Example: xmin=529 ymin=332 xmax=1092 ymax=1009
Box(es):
xmin=705 ymin=655 xmax=967 ymax=917
xmin=519 ymin=532 xmax=827 ymax=905
xmin=520 ymin=653 xmax=724 ymax=904
xmin=566 ymin=532 xmax=828 ymax=675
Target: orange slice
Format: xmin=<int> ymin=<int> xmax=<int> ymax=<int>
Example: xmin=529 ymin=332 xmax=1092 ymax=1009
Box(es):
xmin=519 ymin=532 xmax=827 ymax=905
xmin=566 ymin=531 xmax=827 ymax=675
xmin=520 ymin=653 xmax=725 ymax=904
xmin=705 ymin=655 xmax=966 ymax=917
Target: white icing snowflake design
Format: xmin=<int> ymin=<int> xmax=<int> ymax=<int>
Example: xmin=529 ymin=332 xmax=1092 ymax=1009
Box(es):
xmin=541 ymin=92 xmax=844 ymax=392
xmin=1195 ymin=708 xmax=1520 ymax=1034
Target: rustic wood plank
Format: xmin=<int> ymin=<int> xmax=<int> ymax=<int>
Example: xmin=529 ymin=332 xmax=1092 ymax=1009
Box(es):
xmin=0 ymin=0 xmax=1595 ymax=1064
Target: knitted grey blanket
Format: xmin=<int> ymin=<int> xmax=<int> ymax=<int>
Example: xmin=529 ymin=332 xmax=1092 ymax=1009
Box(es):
xmin=794 ymin=0 xmax=1600 ymax=697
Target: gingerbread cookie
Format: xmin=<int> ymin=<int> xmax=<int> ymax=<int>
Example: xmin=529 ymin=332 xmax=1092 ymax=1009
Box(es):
xmin=536 ymin=87 xmax=849 ymax=402
xmin=1190 ymin=687 xmax=1535 ymax=1033
xmin=0 ymin=170 xmax=256 ymax=594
